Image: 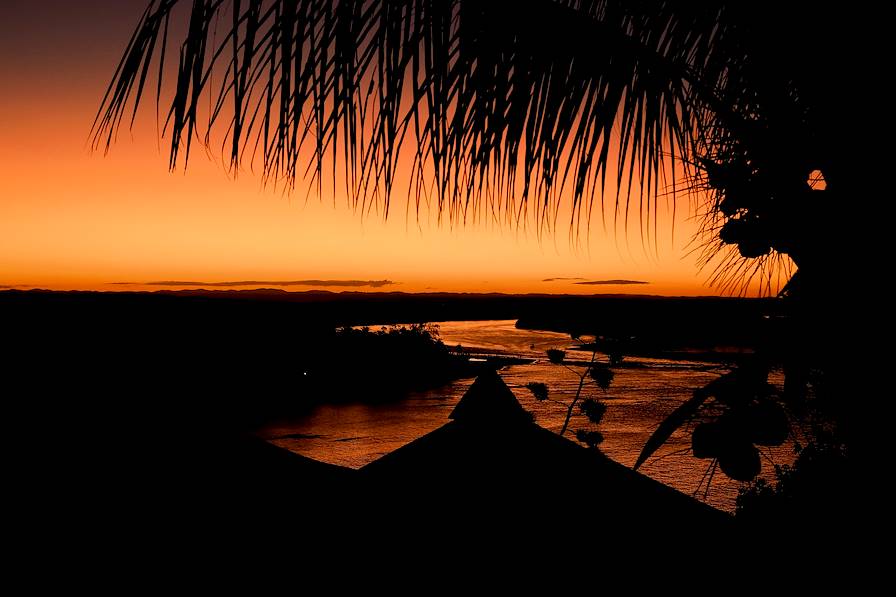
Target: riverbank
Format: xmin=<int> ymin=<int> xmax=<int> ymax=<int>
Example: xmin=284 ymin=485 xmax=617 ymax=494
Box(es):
xmin=515 ymin=295 xmax=784 ymax=362
xmin=261 ymin=319 xmax=787 ymax=512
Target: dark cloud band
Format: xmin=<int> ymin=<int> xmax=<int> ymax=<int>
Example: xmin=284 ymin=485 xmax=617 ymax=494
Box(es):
xmin=574 ymin=279 xmax=649 ymax=285
xmin=111 ymin=279 xmax=397 ymax=288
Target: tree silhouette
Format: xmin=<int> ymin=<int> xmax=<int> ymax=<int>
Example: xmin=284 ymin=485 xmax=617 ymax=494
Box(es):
xmin=93 ymin=1 xmax=853 ymax=292
xmin=526 ymin=343 xmax=614 ymax=444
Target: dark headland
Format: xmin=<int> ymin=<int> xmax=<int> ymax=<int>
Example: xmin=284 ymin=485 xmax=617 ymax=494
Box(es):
xmin=4 ymin=289 xmax=777 ymax=561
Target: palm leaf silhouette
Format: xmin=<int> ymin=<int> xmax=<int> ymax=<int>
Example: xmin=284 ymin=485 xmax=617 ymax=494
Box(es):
xmin=93 ymin=1 xmax=840 ymax=295
xmin=93 ymin=2 xmax=734 ymax=227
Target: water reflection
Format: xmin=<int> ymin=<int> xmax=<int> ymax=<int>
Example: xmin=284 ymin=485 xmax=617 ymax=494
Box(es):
xmin=260 ymin=319 xmax=786 ymax=511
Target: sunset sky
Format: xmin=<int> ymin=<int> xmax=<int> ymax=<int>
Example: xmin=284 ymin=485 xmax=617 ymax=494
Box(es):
xmin=1 ymin=0 xmax=721 ymax=296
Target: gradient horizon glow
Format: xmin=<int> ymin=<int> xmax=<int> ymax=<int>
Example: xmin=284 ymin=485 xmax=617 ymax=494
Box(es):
xmin=1 ymin=1 xmax=729 ymax=296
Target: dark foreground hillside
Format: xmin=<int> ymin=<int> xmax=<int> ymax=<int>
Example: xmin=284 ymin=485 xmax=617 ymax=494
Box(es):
xmin=1 ymin=289 xmax=807 ymax=570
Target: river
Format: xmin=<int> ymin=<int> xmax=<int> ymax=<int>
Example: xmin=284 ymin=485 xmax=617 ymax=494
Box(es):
xmin=260 ymin=319 xmax=787 ymax=511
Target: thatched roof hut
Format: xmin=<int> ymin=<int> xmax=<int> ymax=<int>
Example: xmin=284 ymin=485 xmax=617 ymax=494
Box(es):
xmin=360 ymin=369 xmax=728 ymax=535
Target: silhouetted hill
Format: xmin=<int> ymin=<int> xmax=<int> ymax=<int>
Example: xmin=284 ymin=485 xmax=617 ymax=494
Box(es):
xmin=515 ymin=295 xmax=787 ymax=357
xmin=2 ymin=288 xmax=782 ymax=341
xmin=1 ymin=288 xmax=784 ymax=424
xmin=1 ymin=291 xmax=785 ymax=435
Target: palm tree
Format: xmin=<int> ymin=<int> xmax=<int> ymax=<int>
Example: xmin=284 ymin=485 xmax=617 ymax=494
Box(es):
xmin=93 ymin=0 xmax=858 ymax=489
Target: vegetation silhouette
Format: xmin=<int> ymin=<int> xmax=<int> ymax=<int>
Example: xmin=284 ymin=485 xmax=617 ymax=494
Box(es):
xmin=93 ymin=1 xmax=853 ymax=295
xmin=88 ymin=0 xmax=859 ymax=530
xmin=321 ymin=323 xmax=477 ymax=399
xmin=525 ymin=337 xmax=618 ymax=445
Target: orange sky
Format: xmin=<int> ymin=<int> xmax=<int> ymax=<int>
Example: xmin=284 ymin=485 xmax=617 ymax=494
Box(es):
xmin=0 ymin=1 xmax=720 ymax=296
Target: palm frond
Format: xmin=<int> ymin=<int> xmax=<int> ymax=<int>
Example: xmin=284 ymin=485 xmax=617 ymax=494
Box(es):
xmin=93 ymin=0 xmax=739 ymax=237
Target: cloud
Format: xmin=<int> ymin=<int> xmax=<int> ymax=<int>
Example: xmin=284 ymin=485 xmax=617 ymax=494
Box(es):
xmin=542 ymin=277 xmax=648 ymax=285
xmin=111 ymin=279 xmax=397 ymax=288
xmin=574 ymin=279 xmax=649 ymax=286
